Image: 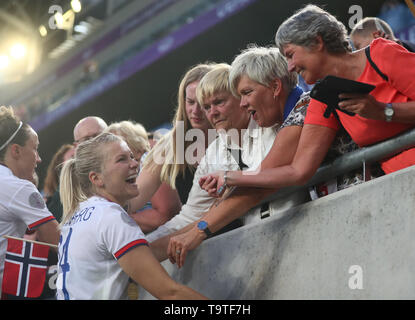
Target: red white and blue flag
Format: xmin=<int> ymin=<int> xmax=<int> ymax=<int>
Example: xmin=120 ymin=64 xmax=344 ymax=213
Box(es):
xmin=1 ymin=237 xmax=50 ymax=298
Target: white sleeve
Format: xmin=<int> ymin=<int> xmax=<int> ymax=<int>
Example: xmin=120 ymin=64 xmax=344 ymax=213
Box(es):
xmin=8 ymin=182 xmax=55 ymax=230
xmin=99 ymin=204 xmax=148 ymax=260
xmin=146 ymin=154 xmax=216 ymax=242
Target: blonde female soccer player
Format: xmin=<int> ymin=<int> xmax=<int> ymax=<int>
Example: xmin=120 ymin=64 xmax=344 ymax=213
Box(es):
xmin=57 ymin=132 xmax=207 ymax=300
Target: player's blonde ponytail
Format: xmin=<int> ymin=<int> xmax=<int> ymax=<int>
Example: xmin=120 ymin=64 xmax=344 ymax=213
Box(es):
xmin=59 ymin=132 xmax=122 ymax=226
xmin=59 ymin=158 xmax=87 ymax=226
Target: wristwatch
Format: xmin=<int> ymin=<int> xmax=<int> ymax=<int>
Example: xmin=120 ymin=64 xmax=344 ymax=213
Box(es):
xmin=217 ymin=171 xmax=228 ymax=195
xmin=223 ymin=170 xmax=228 ymax=187
xmin=384 ymin=103 xmax=394 ymax=122
xmin=197 ymin=220 xmax=212 ymax=237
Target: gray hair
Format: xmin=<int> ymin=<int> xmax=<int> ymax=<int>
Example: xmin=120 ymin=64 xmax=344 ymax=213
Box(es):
xmin=350 ymin=17 xmax=395 ymax=39
xmin=229 ymin=45 xmax=298 ymax=97
xmin=60 ymin=132 xmax=123 ymax=225
xmin=275 ymin=4 xmax=351 ymax=54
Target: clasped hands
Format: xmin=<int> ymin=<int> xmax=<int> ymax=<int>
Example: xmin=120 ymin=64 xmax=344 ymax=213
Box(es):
xmin=198 ymin=170 xmax=227 ymax=198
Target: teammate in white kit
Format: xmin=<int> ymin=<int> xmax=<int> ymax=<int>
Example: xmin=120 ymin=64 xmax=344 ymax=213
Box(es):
xmin=57 ymin=132 xmax=207 ymax=300
xmin=0 ymin=106 xmax=60 ymax=296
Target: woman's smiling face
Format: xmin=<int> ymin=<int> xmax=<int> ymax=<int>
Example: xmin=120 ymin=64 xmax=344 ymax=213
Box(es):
xmin=94 ymin=140 xmax=139 ymax=206
xmin=283 ymin=43 xmax=325 ymax=85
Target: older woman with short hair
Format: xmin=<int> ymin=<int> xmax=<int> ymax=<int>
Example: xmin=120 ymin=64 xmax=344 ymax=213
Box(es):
xmin=203 ymin=4 xmax=415 ymax=192
xmin=166 ymin=3 xmax=415 ymax=264
xmin=278 ymin=4 xmax=415 ymax=174
xmin=201 ymin=43 xmax=361 ymax=198
xmin=229 ymin=45 xmax=299 ymax=127
xmin=167 ymin=45 xmax=327 ymax=266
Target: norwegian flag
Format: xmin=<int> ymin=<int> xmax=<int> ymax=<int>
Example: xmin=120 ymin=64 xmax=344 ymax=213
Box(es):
xmin=1 ymin=237 xmax=50 ymax=298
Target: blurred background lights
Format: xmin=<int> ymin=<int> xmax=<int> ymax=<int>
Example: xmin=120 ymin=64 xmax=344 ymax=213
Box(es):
xmin=74 ymin=24 xmax=88 ymax=34
xmin=71 ymin=0 xmax=82 ymax=13
xmin=0 ymin=55 xmax=9 ymax=69
xmin=39 ymin=25 xmax=48 ymax=37
xmin=54 ymin=11 xmax=64 ymax=29
xmin=10 ymin=43 xmax=26 ymax=60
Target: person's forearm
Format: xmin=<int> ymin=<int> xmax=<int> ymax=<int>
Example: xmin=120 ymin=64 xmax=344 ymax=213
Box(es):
xmin=131 ymin=187 xmax=182 ymax=233
xmin=199 ymin=164 xmax=310 ymax=233
xmin=149 ymin=237 xmax=170 ymax=261
xmin=128 ymin=167 xmax=162 ymax=214
xmin=389 ymin=101 xmax=415 ymax=123
xmin=201 ymin=125 xmax=335 ymax=234
xmin=226 ymin=164 xmax=308 ymax=189
xmin=150 ymin=222 xmax=196 ymax=261
xmin=202 ymin=187 xmax=275 ymax=233
xmin=168 ymin=283 xmax=208 ymax=300
xmin=36 ymin=220 xmax=60 ymax=252
xmin=131 ymin=208 xmax=173 ymax=233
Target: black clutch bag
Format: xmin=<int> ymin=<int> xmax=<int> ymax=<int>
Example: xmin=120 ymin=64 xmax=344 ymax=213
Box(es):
xmin=310 ymin=75 xmax=376 ymax=118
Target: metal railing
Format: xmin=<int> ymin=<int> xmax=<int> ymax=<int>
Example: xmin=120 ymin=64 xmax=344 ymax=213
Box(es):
xmin=261 ymin=127 xmax=415 ymax=205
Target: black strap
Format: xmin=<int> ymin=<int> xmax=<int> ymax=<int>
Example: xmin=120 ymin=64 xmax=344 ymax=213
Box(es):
xmin=365 ymin=46 xmax=389 ymax=81
xmin=227 ymin=148 xmax=248 ymax=170
xmin=332 ymin=108 xmax=340 ymax=121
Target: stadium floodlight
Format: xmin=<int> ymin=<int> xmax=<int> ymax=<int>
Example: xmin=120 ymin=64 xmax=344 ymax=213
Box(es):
xmin=10 ymin=43 xmax=26 ymax=60
xmin=71 ymin=0 xmax=82 ymax=13
xmin=39 ymin=25 xmax=48 ymax=37
xmin=0 ymin=55 xmax=9 ymax=69
xmin=54 ymin=11 xmax=64 ymax=29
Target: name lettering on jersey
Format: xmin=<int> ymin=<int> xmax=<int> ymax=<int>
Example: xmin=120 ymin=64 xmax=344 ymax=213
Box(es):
xmin=66 ymin=206 xmax=95 ymax=226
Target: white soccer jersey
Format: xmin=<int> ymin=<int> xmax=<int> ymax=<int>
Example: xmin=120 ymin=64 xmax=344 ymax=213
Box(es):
xmin=56 ymin=196 xmax=148 ymax=300
xmin=0 ymin=165 xmax=56 ymax=295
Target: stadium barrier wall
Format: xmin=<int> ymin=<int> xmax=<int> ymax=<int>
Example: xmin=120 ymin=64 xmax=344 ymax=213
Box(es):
xmin=139 ymin=165 xmax=415 ymax=299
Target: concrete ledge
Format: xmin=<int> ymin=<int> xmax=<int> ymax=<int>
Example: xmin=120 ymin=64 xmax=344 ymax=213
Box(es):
xmin=140 ymin=165 xmax=415 ymax=299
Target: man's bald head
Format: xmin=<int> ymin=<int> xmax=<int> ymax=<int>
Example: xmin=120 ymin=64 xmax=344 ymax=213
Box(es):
xmin=350 ymin=17 xmax=396 ymax=50
xmin=73 ymin=116 xmax=108 ymax=145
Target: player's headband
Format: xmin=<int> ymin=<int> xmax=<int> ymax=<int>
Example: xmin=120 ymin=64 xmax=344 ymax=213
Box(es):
xmin=0 ymin=121 xmax=23 ymax=151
